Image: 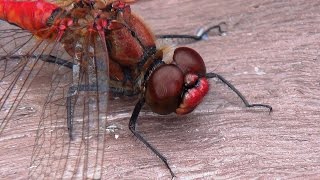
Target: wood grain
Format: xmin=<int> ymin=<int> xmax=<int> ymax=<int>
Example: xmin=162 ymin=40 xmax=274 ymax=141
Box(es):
xmin=1 ymin=0 xmax=320 ymax=179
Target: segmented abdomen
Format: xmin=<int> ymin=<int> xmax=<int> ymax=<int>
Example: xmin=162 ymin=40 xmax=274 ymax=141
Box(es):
xmin=0 ymin=0 xmax=57 ymax=32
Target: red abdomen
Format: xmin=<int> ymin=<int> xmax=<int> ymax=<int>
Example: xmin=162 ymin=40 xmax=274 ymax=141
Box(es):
xmin=0 ymin=0 xmax=57 ymax=32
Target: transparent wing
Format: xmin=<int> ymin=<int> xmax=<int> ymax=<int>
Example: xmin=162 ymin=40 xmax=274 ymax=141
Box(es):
xmin=0 ymin=17 xmax=109 ymax=180
xmin=28 ymin=30 xmax=109 ymax=179
xmin=0 ymin=22 xmax=43 ymax=135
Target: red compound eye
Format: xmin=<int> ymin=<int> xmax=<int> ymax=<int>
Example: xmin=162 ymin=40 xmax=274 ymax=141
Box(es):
xmin=145 ymin=64 xmax=184 ymax=115
xmin=173 ymin=47 xmax=210 ymax=115
xmin=145 ymin=47 xmax=210 ymax=115
xmin=173 ymin=47 xmax=206 ymax=76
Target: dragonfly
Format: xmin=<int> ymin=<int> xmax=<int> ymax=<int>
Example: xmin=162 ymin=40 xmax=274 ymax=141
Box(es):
xmin=0 ymin=0 xmax=272 ymax=179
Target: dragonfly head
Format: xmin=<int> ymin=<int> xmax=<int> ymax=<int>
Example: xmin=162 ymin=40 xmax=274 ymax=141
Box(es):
xmin=145 ymin=47 xmax=209 ymax=115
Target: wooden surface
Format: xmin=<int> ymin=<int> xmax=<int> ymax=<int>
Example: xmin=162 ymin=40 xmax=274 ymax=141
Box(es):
xmin=1 ymin=0 xmax=320 ymax=179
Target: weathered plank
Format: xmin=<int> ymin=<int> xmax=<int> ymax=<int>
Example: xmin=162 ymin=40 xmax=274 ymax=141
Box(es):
xmin=0 ymin=0 xmax=320 ymax=179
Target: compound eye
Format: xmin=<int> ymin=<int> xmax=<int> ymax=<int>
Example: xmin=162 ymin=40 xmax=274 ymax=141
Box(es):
xmin=173 ymin=47 xmax=206 ymax=76
xmin=145 ymin=65 xmax=184 ymax=115
xmin=173 ymin=47 xmax=210 ymax=115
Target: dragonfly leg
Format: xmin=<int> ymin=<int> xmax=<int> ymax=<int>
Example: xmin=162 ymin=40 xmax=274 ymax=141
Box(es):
xmin=39 ymin=55 xmax=74 ymax=69
xmin=129 ymin=98 xmax=176 ymax=178
xmin=6 ymin=55 xmax=74 ymax=69
xmin=206 ymin=72 xmax=272 ymax=112
xmin=11 ymin=54 xmax=76 ymax=139
xmin=157 ymin=22 xmax=227 ymax=41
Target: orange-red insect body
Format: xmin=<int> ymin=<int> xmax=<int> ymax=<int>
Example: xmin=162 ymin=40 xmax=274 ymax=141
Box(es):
xmin=106 ymin=5 xmax=157 ymax=85
xmin=1 ymin=1 xmax=261 ymax=178
xmin=0 ymin=0 xmax=57 ymax=36
xmin=0 ymin=0 xmax=210 ymax=116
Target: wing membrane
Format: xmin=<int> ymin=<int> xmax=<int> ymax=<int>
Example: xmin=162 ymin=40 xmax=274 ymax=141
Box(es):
xmin=0 ymin=15 xmax=109 ymax=180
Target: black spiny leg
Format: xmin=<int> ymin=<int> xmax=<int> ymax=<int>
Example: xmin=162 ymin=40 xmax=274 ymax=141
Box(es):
xmin=129 ymin=98 xmax=176 ymax=178
xmin=157 ymin=22 xmax=227 ymax=42
xmin=206 ymin=72 xmax=273 ymax=112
